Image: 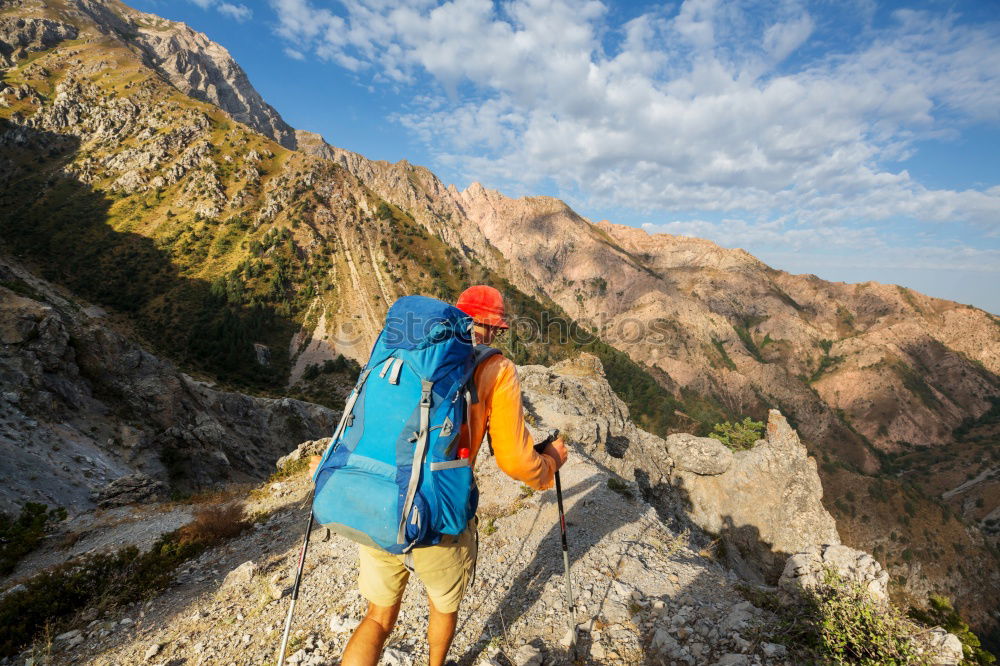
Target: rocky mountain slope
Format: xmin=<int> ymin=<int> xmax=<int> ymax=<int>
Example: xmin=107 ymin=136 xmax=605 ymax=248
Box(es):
xmin=0 ymin=356 xmax=968 ymax=665
xmin=71 ymin=0 xmax=297 ymax=149
xmin=0 ymin=253 xmax=336 ymax=513
xmin=0 ymin=0 xmax=997 ymax=640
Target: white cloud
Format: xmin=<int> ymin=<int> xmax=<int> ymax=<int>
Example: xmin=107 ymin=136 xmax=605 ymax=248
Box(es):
xmin=762 ymin=15 xmax=813 ymax=63
xmin=267 ymin=0 xmax=1000 ymax=233
xmin=187 ymin=0 xmax=252 ymax=22
xmin=217 ymin=2 xmax=252 ymax=22
xmin=284 ymin=47 xmax=306 ymax=61
xmin=640 ymin=219 xmax=1000 ymax=272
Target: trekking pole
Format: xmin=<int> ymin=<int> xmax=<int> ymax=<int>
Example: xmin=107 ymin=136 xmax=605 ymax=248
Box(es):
xmin=535 ymin=430 xmax=576 ymax=650
xmin=277 ymin=488 xmax=315 ymax=666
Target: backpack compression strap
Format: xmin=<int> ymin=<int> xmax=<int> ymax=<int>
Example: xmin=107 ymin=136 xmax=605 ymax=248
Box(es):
xmin=463 ymin=345 xmax=501 ymax=457
xmin=312 ymin=366 xmax=371 ymax=480
xmin=398 ymin=378 xmax=434 ymax=547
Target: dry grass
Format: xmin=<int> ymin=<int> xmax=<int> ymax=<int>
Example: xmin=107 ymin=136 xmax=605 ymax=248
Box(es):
xmin=698 ymin=538 xmax=721 ymax=559
xmin=662 ymin=528 xmax=690 ymax=557
xmin=57 ymin=531 xmax=82 ymax=551
xmin=177 ymin=503 xmax=249 ymax=547
xmin=176 ymin=485 xmax=251 ymax=507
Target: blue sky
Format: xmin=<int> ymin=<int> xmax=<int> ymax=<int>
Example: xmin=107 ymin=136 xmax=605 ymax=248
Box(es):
xmin=135 ymin=0 xmax=1000 ymax=314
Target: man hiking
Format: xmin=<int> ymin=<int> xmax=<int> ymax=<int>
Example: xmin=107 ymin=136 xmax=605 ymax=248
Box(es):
xmin=310 ymin=285 xmax=569 ymax=666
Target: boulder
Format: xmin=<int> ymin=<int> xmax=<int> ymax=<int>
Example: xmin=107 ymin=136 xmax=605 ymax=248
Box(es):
xmin=666 ymin=433 xmax=733 ymax=475
xmin=517 ymin=354 xmax=674 ymax=501
xmin=91 ymin=473 xmax=167 ymax=508
xmin=778 ymin=543 xmax=889 ymax=603
xmin=275 ymin=438 xmax=331 ymax=471
xmin=922 ymin=627 xmax=964 ymax=666
xmin=670 ymin=410 xmax=840 ymax=582
xmin=222 ymin=560 xmax=259 ymax=589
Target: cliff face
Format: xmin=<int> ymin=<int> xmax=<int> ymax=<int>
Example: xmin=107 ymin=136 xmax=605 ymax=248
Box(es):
xmin=519 ymin=355 xmax=843 ymax=586
xmin=0 ymin=255 xmax=336 ymax=513
xmin=667 ymin=411 xmax=841 ymax=583
xmin=0 ymin=15 xmax=77 ymax=66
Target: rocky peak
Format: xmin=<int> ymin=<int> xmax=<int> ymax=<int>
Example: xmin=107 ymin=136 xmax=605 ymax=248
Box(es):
xmin=70 ymin=0 xmax=297 ymax=148
xmin=668 ymin=410 xmax=841 ymax=583
xmin=595 ymin=219 xmax=766 ymax=273
xmin=294 ymin=128 xmax=337 ymax=160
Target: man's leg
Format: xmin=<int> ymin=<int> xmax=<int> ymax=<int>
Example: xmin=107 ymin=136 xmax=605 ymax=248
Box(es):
xmin=427 ymin=596 xmax=458 ymax=666
xmin=341 ymin=601 xmax=401 ymax=666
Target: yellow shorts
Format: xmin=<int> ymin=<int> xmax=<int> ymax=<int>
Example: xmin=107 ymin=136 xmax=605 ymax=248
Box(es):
xmin=357 ymin=523 xmax=477 ymax=614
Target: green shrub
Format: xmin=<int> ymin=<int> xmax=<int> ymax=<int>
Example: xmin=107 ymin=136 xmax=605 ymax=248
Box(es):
xmin=606 ymin=477 xmax=633 ymax=499
xmin=775 ymin=569 xmax=926 ymax=665
xmin=709 ymin=417 xmax=764 ymax=450
xmin=909 ymin=595 xmax=996 ymax=665
xmin=321 ymin=354 xmax=359 ymax=375
xmin=711 ymin=337 xmax=737 ymax=370
xmin=270 ymin=456 xmax=310 ymax=482
xmin=734 ymin=324 xmax=764 ymax=362
xmin=868 ymin=479 xmax=890 ymax=503
xmin=0 ymin=503 xmax=66 ymax=576
xmin=810 ymin=340 xmax=844 ymax=383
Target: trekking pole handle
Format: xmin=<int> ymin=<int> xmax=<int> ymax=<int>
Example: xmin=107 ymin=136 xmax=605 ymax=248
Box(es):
xmin=533 ymin=429 xmax=560 ymax=454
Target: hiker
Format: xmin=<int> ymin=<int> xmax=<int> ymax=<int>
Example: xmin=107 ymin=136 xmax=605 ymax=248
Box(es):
xmin=308 ymin=285 xmax=568 ymax=666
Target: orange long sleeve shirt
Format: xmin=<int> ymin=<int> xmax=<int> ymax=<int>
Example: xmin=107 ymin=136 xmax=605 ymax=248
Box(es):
xmin=461 ymin=353 xmax=557 ymax=490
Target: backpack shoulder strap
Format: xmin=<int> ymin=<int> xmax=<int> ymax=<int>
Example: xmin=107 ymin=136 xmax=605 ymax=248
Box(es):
xmin=466 ymin=345 xmax=501 ymax=405
xmin=467 ymin=345 xmax=501 ymax=457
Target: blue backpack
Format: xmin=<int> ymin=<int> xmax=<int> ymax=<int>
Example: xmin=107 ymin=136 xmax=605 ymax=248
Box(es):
xmin=311 ymin=295 xmax=499 ymax=553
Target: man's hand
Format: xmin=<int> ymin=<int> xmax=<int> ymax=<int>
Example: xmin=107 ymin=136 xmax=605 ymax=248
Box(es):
xmin=308 ymin=455 xmax=321 ymax=479
xmin=542 ymin=436 xmax=568 ymax=471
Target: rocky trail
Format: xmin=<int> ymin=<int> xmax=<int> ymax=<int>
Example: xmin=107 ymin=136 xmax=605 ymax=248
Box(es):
xmin=6 ymin=502 xmax=194 ymax=584
xmin=941 ymin=467 xmax=999 ymax=501
xmin=14 ymin=441 xmax=790 ymax=666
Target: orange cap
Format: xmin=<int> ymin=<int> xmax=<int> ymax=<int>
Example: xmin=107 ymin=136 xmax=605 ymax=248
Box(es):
xmin=456 ymin=285 xmax=508 ymax=329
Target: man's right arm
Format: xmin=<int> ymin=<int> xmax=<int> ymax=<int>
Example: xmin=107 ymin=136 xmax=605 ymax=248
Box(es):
xmin=487 ymin=358 xmax=565 ymax=490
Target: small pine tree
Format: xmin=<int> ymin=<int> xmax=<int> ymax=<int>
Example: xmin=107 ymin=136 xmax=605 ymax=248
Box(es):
xmin=709 ymin=417 xmax=765 ymax=450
